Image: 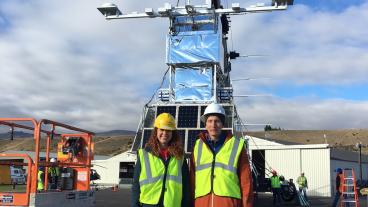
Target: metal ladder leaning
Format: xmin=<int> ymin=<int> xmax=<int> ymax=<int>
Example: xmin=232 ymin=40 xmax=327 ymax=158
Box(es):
xmin=340 ymin=168 xmax=360 ymax=207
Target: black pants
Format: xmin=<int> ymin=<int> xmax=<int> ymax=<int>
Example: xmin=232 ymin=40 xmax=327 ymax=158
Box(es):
xmin=272 ymin=188 xmax=282 ymax=206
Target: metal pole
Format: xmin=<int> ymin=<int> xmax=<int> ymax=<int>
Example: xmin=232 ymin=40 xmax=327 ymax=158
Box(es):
xmin=359 ymin=143 xmax=362 ymax=183
xmin=10 ymin=126 xmax=14 ymax=140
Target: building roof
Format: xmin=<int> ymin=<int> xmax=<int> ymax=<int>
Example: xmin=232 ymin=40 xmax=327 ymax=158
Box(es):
xmin=247 ymin=136 xmax=329 ymax=150
xmin=331 ymin=148 xmax=368 ymax=163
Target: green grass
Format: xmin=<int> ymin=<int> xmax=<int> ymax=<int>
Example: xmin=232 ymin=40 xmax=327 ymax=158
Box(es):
xmin=0 ymin=184 xmax=26 ymax=193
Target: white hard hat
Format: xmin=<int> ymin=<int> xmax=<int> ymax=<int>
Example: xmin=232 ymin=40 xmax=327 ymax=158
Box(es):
xmin=50 ymin=158 xmax=57 ymax=163
xmin=201 ymin=103 xmax=225 ymax=123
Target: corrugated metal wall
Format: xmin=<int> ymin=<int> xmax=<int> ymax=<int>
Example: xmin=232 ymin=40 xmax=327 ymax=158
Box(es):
xmin=266 ymin=149 xmax=301 ymax=184
xmin=301 ymin=149 xmax=331 ymax=197
xmin=264 ymin=148 xmax=331 ymax=197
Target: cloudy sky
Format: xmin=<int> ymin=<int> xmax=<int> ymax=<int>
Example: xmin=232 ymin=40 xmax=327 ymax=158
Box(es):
xmin=0 ymin=0 xmax=367 ymax=132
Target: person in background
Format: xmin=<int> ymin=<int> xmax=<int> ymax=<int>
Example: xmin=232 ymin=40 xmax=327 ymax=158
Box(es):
xmin=190 ymin=103 xmax=253 ymax=207
xmin=37 ymin=167 xmax=45 ymax=192
xmin=48 ymin=157 xmax=60 ymax=190
xmin=297 ymin=172 xmax=308 ymax=201
xmin=270 ymin=170 xmax=282 ymax=206
xmin=131 ymin=113 xmax=190 ymax=207
xmin=332 ymin=168 xmax=344 ymax=207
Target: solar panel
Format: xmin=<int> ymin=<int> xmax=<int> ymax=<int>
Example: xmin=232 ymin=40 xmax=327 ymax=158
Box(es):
xmin=178 ymin=106 xmax=198 ymax=128
xmin=223 ymin=106 xmax=233 ymax=128
xmin=200 ymin=106 xmax=206 ymax=128
xmin=157 ymin=106 xmax=176 ymax=118
xmin=186 ymin=130 xmax=203 ymax=152
xmin=131 ymin=130 xmax=142 ymax=151
xmin=144 ymin=107 xmax=156 ymax=127
xmin=142 ymin=129 xmax=153 ymax=148
xmin=177 ymin=130 xmax=186 ymax=149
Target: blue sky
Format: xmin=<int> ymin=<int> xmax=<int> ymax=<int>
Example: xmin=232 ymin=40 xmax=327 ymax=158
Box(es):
xmin=0 ymin=0 xmax=367 ymax=131
xmin=297 ymin=0 xmax=365 ymax=12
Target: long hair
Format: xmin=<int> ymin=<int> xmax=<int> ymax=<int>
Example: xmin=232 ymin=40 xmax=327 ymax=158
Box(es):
xmin=145 ymin=127 xmax=184 ymax=159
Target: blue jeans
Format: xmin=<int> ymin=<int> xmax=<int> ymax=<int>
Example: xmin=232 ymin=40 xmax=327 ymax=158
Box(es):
xmin=332 ymin=191 xmax=350 ymax=207
xmin=299 ymin=187 xmax=308 ymax=201
xmin=332 ymin=191 xmax=341 ymax=207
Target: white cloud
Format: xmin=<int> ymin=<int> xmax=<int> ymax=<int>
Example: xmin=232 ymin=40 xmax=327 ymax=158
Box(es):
xmin=230 ymin=2 xmax=368 ymax=84
xmin=236 ymin=97 xmax=368 ymax=130
xmin=0 ymin=0 xmax=367 ymax=132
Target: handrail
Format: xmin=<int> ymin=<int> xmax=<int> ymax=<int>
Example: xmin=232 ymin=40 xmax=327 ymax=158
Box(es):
xmin=36 ymin=120 xmax=94 ymax=192
xmin=0 ymin=118 xmax=95 ymax=193
xmin=0 ymin=119 xmax=61 ymax=136
xmin=0 ymin=153 xmax=33 ymax=205
xmin=39 ymin=119 xmax=95 ymax=135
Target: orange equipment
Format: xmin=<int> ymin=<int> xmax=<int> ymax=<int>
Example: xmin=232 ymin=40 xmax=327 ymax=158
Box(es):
xmin=0 ymin=118 xmax=95 ymax=207
xmin=340 ymin=168 xmax=360 ymax=207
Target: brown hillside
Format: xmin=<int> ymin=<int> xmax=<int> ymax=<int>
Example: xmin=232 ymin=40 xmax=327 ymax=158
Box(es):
xmin=246 ymin=129 xmax=368 ymax=154
xmin=0 ymin=135 xmax=134 ymax=156
xmin=1 ymin=129 xmax=368 ymax=156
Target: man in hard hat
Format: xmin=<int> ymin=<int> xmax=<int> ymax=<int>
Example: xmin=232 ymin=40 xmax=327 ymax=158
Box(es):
xmin=190 ymin=103 xmax=253 ymax=207
xmin=270 ymin=170 xmax=282 ymax=206
xmin=332 ymin=168 xmax=343 ymax=207
xmin=48 ymin=158 xmax=60 ymax=190
xmin=297 ymin=172 xmax=308 ymax=201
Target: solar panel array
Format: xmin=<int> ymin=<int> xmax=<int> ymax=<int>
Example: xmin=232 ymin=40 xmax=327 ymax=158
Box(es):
xmin=157 ymin=106 xmax=176 ymax=118
xmin=133 ymin=104 xmax=234 ymax=153
xmin=178 ymin=106 xmax=198 ymax=128
xmin=144 ymin=107 xmax=156 ymax=128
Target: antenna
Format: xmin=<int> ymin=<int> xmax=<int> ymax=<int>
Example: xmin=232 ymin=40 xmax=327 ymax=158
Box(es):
xmin=97 ymin=1 xmax=291 ymax=20
xmin=232 ymin=77 xmax=271 ymax=82
xmin=233 ymin=94 xmax=272 ymax=97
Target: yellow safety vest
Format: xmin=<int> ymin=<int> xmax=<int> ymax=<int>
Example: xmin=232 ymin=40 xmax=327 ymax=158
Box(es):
xmin=297 ymin=176 xmax=307 ymax=188
xmin=48 ymin=167 xmax=60 ymax=177
xmin=37 ymin=171 xmax=44 ymax=190
xmin=138 ymin=149 xmax=183 ymax=207
xmin=270 ymin=176 xmax=281 ymax=188
xmin=193 ymin=136 xmax=245 ymax=199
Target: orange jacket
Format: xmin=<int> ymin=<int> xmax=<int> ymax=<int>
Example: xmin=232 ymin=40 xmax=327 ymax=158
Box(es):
xmin=189 ymin=132 xmax=254 ymax=207
xmin=338 ymin=173 xmax=345 ymax=193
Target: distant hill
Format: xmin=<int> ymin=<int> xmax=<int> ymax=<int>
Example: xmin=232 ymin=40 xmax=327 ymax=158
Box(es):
xmin=96 ymin=129 xmax=135 ymax=136
xmin=0 ymin=129 xmax=135 ymax=139
xmin=0 ymin=135 xmax=134 ymax=156
xmin=0 ymin=131 xmax=33 ymax=139
xmin=1 ymin=129 xmax=368 ymax=156
xmin=246 ymin=129 xmax=368 ymax=154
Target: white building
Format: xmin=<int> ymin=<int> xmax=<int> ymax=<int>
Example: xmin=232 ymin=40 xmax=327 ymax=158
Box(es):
xmin=92 ymin=136 xmax=368 ymax=197
xmin=92 ymin=151 xmax=136 ymax=185
xmin=248 ymin=136 xmax=368 ymax=197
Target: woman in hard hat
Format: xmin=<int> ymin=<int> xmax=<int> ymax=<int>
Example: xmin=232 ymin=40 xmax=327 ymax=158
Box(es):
xmin=132 ymin=113 xmax=190 ymax=207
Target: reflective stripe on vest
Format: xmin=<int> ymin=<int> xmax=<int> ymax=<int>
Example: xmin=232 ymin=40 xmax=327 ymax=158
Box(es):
xmin=138 ymin=149 xmax=183 ymax=207
xmin=193 ymin=136 xmax=244 ymax=199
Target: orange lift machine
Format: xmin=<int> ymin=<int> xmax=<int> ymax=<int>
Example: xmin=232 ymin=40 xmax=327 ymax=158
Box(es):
xmin=0 ymin=118 xmax=95 ymax=207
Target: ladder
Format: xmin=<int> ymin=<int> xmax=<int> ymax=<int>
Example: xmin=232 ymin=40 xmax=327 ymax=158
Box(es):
xmin=340 ymin=168 xmax=360 ymax=207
